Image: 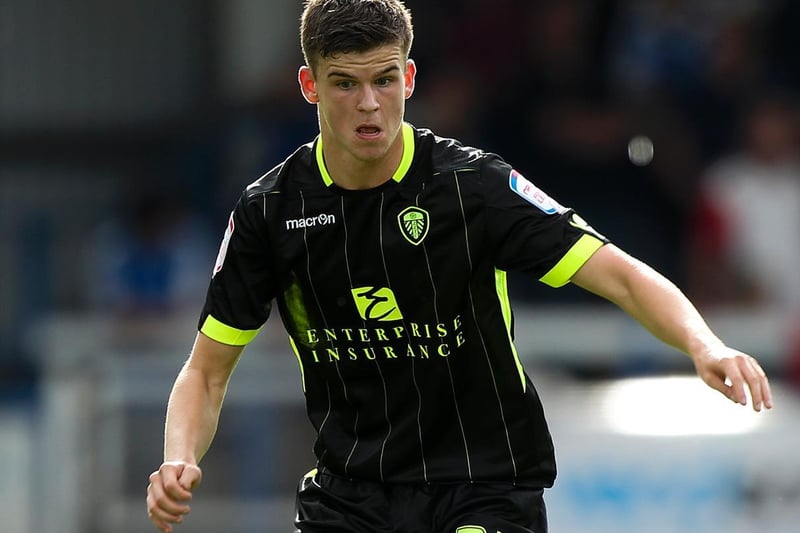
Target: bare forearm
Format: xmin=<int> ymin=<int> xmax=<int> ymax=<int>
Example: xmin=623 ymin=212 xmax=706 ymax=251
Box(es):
xmin=148 ymin=334 xmax=244 ymax=533
xmin=607 ymin=259 xmax=723 ymax=359
xmin=164 ymin=364 xmax=228 ymax=464
xmin=573 ymin=245 xmax=723 ymax=361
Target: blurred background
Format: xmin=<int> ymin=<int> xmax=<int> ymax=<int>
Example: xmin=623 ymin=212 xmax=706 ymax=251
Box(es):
xmin=2 ymin=0 xmax=800 ymax=531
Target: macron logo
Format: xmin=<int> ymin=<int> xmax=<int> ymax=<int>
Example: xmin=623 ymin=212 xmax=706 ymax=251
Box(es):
xmin=285 ymin=213 xmax=336 ymax=230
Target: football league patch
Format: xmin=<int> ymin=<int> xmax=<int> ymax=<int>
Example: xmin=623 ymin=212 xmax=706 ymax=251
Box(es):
xmin=213 ymin=211 xmax=235 ymax=276
xmin=509 ymin=169 xmax=564 ymax=215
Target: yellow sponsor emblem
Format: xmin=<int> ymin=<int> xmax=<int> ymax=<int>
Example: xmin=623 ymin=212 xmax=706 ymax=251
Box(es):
xmin=351 ymin=287 xmax=404 ymax=321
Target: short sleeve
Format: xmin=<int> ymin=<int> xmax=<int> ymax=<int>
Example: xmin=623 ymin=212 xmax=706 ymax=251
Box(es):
xmin=481 ymin=156 xmax=608 ymax=286
xmin=198 ymin=191 xmax=278 ymax=345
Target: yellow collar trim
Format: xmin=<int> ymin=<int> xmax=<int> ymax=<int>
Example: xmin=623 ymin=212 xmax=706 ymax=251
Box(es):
xmin=315 ymin=122 xmax=415 ymax=187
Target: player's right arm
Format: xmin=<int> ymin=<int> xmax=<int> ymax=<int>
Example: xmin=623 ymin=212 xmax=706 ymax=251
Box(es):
xmin=146 ymin=332 xmax=245 ymax=533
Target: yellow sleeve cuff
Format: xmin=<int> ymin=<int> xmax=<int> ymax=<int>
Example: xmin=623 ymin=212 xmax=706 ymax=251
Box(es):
xmin=200 ymin=315 xmax=261 ymax=346
xmin=539 ymin=234 xmax=605 ymax=288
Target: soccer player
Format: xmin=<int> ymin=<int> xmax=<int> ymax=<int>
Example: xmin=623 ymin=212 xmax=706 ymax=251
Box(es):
xmin=146 ymin=1 xmax=773 ymax=532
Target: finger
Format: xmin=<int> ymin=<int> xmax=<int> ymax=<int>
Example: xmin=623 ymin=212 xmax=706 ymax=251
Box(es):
xmin=158 ymin=467 xmax=194 ymax=501
xmin=148 ymin=475 xmax=192 ymax=516
xmin=147 ymin=511 xmax=172 ymax=533
xmin=156 ymin=496 xmax=191 ymax=517
xmin=722 ymin=360 xmax=747 ymax=406
xmin=740 ymin=357 xmax=765 ymax=411
xmin=178 ymin=463 xmax=203 ymax=491
xmin=761 ymin=369 xmax=774 ymax=409
xmin=701 ymin=371 xmax=738 ymax=404
xmin=747 ymin=357 xmax=773 ymax=410
xmin=148 ymin=502 xmax=185 ymax=528
xmin=701 ymin=371 xmax=727 ymax=395
xmin=734 ymin=356 xmax=762 ymax=410
xmin=147 ymin=491 xmax=180 ymax=533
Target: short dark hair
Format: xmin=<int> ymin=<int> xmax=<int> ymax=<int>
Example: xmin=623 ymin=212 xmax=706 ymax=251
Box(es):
xmin=300 ymin=0 xmax=414 ymax=72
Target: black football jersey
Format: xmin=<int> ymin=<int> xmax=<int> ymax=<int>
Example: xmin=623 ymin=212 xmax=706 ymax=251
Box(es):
xmin=200 ymin=123 xmax=607 ymax=486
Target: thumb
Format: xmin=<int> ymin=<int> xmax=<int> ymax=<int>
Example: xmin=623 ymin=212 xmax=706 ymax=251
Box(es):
xmin=699 ymin=368 xmax=736 ymax=403
xmin=178 ymin=463 xmax=203 ymax=491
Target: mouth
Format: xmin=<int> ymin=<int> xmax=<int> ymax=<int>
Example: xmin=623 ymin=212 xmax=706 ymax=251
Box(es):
xmin=356 ymin=125 xmax=382 ymax=139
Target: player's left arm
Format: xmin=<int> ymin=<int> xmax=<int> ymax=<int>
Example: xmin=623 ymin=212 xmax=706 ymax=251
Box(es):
xmin=571 ymin=243 xmax=773 ymax=412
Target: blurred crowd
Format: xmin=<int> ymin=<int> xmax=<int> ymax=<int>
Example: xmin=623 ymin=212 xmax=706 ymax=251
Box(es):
xmin=4 ymin=0 xmax=800 ymax=394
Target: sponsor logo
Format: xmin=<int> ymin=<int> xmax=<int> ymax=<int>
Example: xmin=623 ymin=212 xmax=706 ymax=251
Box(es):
xmin=509 ymin=169 xmax=564 ymax=215
xmin=303 ymin=315 xmax=467 ymax=363
xmin=351 ymin=286 xmax=403 ymax=321
xmin=285 ymin=213 xmax=336 ymax=230
xmin=398 ymin=206 xmax=430 ymax=245
xmin=212 ymin=211 xmax=235 ymax=276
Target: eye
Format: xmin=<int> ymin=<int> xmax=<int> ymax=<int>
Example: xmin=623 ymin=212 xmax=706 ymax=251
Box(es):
xmin=375 ymin=77 xmax=393 ymax=87
xmin=336 ymin=80 xmax=354 ymax=90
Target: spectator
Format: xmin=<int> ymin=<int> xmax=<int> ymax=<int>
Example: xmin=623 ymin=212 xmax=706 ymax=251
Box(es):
xmin=688 ymin=94 xmax=800 ymax=310
xmin=85 ymin=180 xmax=215 ymax=316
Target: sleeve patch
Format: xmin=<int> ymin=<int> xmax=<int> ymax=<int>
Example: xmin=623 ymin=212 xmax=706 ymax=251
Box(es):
xmin=212 ymin=211 xmax=235 ymax=276
xmin=509 ymin=169 xmax=565 ymax=215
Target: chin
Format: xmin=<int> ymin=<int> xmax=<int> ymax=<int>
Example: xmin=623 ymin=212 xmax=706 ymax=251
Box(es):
xmin=354 ymin=149 xmax=389 ymax=163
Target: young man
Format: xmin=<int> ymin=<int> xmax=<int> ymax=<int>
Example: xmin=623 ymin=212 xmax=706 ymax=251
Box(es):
xmin=146 ymin=1 xmax=773 ymax=532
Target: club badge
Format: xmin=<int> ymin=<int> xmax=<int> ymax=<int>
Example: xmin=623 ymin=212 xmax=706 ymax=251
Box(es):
xmin=398 ymin=206 xmax=430 ymax=245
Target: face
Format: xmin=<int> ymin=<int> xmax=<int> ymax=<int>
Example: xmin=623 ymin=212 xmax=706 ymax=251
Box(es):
xmin=299 ymin=44 xmax=416 ymax=171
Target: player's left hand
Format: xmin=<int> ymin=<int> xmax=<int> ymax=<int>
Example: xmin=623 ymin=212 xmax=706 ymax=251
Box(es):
xmin=692 ymin=345 xmax=773 ymax=411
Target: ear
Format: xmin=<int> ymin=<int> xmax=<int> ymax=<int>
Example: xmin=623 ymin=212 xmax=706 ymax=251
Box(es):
xmin=404 ymin=59 xmax=417 ymax=99
xmin=298 ymin=66 xmax=319 ymax=104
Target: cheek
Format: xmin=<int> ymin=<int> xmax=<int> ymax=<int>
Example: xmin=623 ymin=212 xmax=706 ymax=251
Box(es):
xmin=378 ymin=90 xmax=403 ymax=108
xmin=389 ymin=94 xmax=407 ymax=115
xmin=323 ymin=103 xmax=346 ymax=122
xmin=320 ymin=92 xmax=349 ymax=113
xmin=318 ymin=102 xmax=349 ymax=133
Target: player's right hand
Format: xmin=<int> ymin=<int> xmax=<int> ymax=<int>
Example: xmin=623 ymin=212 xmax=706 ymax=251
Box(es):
xmin=146 ymin=461 xmax=203 ymax=533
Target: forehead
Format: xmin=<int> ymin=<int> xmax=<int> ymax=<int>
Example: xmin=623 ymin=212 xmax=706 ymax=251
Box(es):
xmin=317 ymin=44 xmax=406 ymax=77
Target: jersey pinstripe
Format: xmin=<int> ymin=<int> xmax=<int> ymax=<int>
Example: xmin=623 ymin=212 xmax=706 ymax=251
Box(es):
xmin=200 ymin=123 xmax=607 ymax=486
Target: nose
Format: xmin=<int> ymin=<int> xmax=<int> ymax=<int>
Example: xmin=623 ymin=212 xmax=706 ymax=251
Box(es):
xmin=357 ymin=85 xmax=380 ymax=112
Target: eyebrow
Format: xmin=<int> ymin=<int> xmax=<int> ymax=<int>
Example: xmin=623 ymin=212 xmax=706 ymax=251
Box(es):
xmin=326 ymin=65 xmax=400 ymax=79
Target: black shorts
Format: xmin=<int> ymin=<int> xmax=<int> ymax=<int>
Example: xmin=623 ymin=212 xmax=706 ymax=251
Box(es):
xmin=294 ymin=470 xmax=548 ymax=533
